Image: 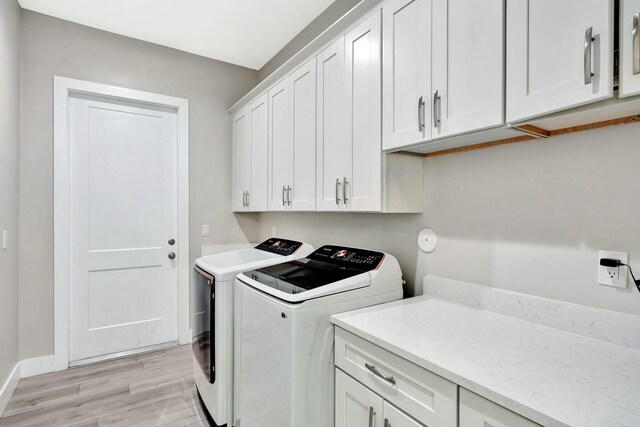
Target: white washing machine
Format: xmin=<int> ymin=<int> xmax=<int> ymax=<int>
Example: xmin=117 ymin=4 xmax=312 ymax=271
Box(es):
xmin=192 ymin=238 xmax=313 ymax=427
xmin=233 ymin=245 xmax=403 ymax=427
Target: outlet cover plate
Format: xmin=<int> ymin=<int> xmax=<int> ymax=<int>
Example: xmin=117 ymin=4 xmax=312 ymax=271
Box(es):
xmin=598 ymin=250 xmax=629 ymax=288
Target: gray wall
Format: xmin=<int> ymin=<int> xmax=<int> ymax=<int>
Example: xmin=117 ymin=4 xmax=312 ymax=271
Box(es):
xmin=0 ymin=0 xmax=21 ymax=387
xmin=19 ymin=11 xmax=259 ymax=360
xmin=258 ymin=0 xmax=361 ymax=81
xmin=259 ymin=123 xmax=640 ymax=316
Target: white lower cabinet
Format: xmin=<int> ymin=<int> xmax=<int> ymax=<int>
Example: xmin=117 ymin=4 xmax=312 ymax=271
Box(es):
xmin=336 ymin=327 xmax=543 ymax=427
xmin=336 ymin=369 xmax=425 ymax=427
xmin=336 ymin=369 xmax=384 ymax=427
xmin=384 ymin=401 xmax=425 ymax=427
xmin=459 ymin=388 xmax=541 ymax=427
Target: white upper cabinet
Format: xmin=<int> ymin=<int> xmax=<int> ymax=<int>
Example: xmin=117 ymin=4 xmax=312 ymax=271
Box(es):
xmin=345 ymin=9 xmax=383 ymax=212
xmin=316 ymin=37 xmax=347 ymax=212
xmin=232 ymin=107 xmax=250 ymax=211
xmin=506 ymin=0 xmax=614 ymax=123
xmin=268 ymin=58 xmax=317 ymax=211
xmin=247 ymin=93 xmax=269 ymax=211
xmin=620 ymin=0 xmax=640 ymax=97
xmin=267 ymin=79 xmax=291 ymax=211
xmin=289 ymin=58 xmax=317 ymax=211
xmin=432 ymin=0 xmax=504 ymax=138
xmin=382 ymin=0 xmax=432 ymax=151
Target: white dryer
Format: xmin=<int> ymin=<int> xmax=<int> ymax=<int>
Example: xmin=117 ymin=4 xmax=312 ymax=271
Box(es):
xmin=192 ymin=238 xmax=313 ymax=427
xmin=233 ymin=245 xmax=403 ymax=427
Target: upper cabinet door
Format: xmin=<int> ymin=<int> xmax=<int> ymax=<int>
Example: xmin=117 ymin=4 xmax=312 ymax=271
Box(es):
xmin=268 ymin=79 xmax=292 ymax=211
xmin=506 ymin=0 xmax=614 ymax=123
xmin=382 ymin=0 xmax=432 ymax=151
xmin=432 ymin=0 xmax=504 ymax=138
xmin=290 ymin=58 xmax=317 ymax=211
xmin=620 ymin=0 xmax=640 ymax=97
xmin=247 ymin=93 xmax=269 ymax=211
xmin=316 ymin=38 xmax=346 ymax=212
xmin=345 ymin=10 xmax=382 ymax=212
xmin=232 ymin=107 xmax=249 ymax=211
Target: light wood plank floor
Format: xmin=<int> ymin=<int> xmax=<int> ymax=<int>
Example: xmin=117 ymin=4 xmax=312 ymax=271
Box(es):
xmin=0 ymin=345 xmax=209 ymax=426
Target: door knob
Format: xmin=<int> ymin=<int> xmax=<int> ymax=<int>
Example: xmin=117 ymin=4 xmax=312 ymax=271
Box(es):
xmin=168 ymin=252 xmax=176 ymax=260
xmin=168 ymin=238 xmax=175 ymax=245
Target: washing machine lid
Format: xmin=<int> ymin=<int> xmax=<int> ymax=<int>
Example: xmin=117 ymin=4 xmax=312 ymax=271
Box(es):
xmin=195 ymin=238 xmax=312 ymax=282
xmin=238 ymin=245 xmax=385 ymax=302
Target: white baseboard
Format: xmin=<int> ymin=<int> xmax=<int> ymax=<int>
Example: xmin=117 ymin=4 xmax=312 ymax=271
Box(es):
xmin=0 ymin=363 xmax=20 ymax=418
xmin=20 ymin=355 xmax=56 ymax=378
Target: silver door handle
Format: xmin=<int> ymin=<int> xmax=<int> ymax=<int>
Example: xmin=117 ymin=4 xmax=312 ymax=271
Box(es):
xmin=245 ymin=191 xmax=250 ymax=207
xmin=384 ymin=419 xmax=390 ymax=427
xmin=433 ymin=90 xmax=441 ymax=128
xmin=244 ymin=191 xmax=248 ymax=207
xmin=368 ymin=406 xmax=376 ymax=427
xmin=287 ymin=185 xmax=292 ymax=206
xmin=365 ymin=363 xmax=396 ymax=385
xmin=584 ymin=26 xmax=595 ymax=84
xmin=242 ymin=191 xmax=245 ymax=207
xmin=335 ymin=178 xmax=341 ymax=205
xmin=168 ymin=252 xmax=176 ymax=260
xmin=342 ymin=178 xmax=348 ymax=203
xmin=633 ymin=13 xmax=640 ymax=75
xmin=282 ymin=186 xmax=286 ymax=206
xmin=418 ymin=96 xmax=425 ymax=131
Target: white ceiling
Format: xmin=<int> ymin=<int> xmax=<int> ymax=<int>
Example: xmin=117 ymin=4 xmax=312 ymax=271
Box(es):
xmin=18 ymin=0 xmax=336 ymax=70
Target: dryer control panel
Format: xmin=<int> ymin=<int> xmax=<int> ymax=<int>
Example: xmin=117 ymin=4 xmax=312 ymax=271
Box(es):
xmin=308 ymin=245 xmax=385 ymax=271
xmin=255 ymin=238 xmax=303 ymax=256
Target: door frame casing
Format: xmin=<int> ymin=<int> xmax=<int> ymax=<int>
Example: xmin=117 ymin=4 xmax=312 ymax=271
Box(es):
xmin=53 ymin=76 xmax=190 ymax=370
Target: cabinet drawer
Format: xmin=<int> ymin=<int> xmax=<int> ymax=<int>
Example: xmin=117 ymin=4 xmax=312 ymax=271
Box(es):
xmin=459 ymin=388 xmax=541 ymax=427
xmin=335 ymin=327 xmax=457 ymax=427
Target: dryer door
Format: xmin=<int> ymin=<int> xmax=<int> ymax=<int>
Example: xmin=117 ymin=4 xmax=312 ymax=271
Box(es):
xmin=193 ymin=266 xmax=215 ymax=383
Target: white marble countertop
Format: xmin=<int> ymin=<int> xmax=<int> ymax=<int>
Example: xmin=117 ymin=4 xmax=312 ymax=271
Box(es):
xmin=331 ymin=296 xmax=640 ymax=427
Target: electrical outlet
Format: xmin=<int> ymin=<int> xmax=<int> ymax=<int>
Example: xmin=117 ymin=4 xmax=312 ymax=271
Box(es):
xmin=598 ymin=250 xmax=629 ymax=288
xmin=201 ymin=224 xmax=210 ymax=237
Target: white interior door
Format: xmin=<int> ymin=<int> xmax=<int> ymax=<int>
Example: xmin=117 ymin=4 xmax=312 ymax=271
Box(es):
xmin=69 ymin=94 xmax=178 ymax=363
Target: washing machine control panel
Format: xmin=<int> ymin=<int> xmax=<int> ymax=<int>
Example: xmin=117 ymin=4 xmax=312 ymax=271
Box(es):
xmin=255 ymin=238 xmax=303 ymax=256
xmin=309 ymin=245 xmax=384 ymax=271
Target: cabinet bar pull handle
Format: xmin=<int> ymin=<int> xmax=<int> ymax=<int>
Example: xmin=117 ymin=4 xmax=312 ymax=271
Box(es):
xmin=365 ymin=363 xmax=397 ymax=385
xmin=287 ymin=185 xmax=292 ymax=206
xmin=384 ymin=419 xmax=391 ymax=427
xmin=417 ymin=96 xmax=425 ymax=131
xmin=368 ymin=406 xmax=376 ymax=427
xmin=242 ymin=191 xmax=246 ymax=207
xmin=335 ymin=178 xmax=341 ymax=205
xmin=584 ymin=26 xmax=595 ymax=84
xmin=634 ymin=13 xmax=640 ymax=75
xmin=245 ymin=191 xmax=249 ymax=207
xmin=282 ymin=186 xmax=286 ymax=206
xmin=433 ymin=90 xmax=441 ymax=128
xmin=342 ymin=177 xmax=348 ymax=203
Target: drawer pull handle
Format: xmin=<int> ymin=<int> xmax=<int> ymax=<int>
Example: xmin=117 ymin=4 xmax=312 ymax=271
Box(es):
xmin=384 ymin=419 xmax=391 ymax=427
xmin=365 ymin=363 xmax=396 ymax=385
xmin=369 ymin=406 xmax=376 ymax=427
